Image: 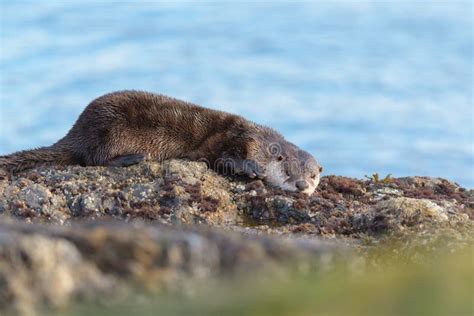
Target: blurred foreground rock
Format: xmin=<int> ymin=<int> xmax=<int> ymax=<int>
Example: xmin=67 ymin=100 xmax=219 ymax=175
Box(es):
xmin=0 ymin=160 xmax=472 ymax=315
xmin=0 ymin=220 xmax=342 ymax=315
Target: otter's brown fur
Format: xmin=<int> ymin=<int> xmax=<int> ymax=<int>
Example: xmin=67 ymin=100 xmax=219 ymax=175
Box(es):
xmin=0 ymin=91 xmax=322 ymax=194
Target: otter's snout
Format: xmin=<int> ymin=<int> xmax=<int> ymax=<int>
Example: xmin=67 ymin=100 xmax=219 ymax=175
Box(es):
xmin=295 ymin=180 xmax=309 ymax=191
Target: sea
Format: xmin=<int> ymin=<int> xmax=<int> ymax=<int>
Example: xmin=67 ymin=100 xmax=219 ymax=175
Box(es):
xmin=1 ymin=1 xmax=472 ymax=187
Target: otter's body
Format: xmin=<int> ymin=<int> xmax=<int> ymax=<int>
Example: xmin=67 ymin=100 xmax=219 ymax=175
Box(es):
xmin=1 ymin=91 xmax=322 ymax=194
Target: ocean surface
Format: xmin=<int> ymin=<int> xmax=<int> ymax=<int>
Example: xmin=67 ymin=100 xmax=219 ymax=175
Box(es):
xmin=0 ymin=1 xmax=473 ymax=187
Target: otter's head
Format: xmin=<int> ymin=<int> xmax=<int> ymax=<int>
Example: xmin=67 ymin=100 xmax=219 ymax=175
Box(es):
xmin=241 ymin=125 xmax=322 ymax=195
xmin=260 ymin=140 xmax=323 ymax=195
xmin=243 ymin=125 xmax=323 ymax=195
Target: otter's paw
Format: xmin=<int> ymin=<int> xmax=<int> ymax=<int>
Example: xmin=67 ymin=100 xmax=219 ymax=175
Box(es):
xmin=238 ymin=160 xmax=266 ymax=179
xmin=107 ymin=154 xmax=145 ymax=167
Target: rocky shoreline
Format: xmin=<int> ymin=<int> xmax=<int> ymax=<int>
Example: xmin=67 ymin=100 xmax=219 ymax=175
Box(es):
xmin=0 ymin=160 xmax=472 ymax=315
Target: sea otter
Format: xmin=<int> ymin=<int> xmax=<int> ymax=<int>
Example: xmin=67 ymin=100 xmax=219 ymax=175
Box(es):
xmin=0 ymin=91 xmax=322 ymax=194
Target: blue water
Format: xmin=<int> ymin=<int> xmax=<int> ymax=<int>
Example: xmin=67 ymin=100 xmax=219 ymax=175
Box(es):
xmin=1 ymin=1 xmax=473 ymax=187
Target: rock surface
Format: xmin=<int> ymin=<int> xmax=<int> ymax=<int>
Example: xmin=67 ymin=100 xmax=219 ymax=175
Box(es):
xmin=0 ymin=160 xmax=472 ymax=315
xmin=0 ymin=219 xmax=343 ymax=315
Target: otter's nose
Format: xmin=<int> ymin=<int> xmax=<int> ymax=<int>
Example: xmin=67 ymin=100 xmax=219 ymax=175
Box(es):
xmin=295 ymin=180 xmax=309 ymax=191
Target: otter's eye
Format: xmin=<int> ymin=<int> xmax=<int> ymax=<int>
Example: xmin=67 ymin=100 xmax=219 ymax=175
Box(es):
xmin=277 ymin=155 xmax=284 ymax=161
xmin=319 ymin=166 xmax=323 ymax=173
xmin=311 ymin=174 xmax=317 ymax=179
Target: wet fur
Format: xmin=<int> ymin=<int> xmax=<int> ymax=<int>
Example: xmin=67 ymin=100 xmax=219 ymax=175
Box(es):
xmin=0 ymin=91 xmax=321 ymax=193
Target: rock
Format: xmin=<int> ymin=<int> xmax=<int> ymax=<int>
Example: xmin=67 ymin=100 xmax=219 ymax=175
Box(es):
xmin=376 ymin=197 xmax=449 ymax=222
xmin=0 ymin=227 xmax=116 ymax=316
xmin=1 ymin=159 xmax=471 ymax=233
xmin=398 ymin=176 xmax=457 ymax=189
xmin=370 ymin=187 xmax=403 ymax=201
xmin=1 ymin=160 xmax=239 ymax=226
xmin=358 ymin=197 xmax=462 ymax=235
xmin=162 ymin=159 xmax=208 ymax=185
xmin=266 ymin=195 xmax=310 ymax=223
xmin=0 ymin=220 xmax=346 ymax=315
xmin=0 ymin=159 xmax=472 ymax=314
xmin=394 ymin=176 xmax=470 ymax=204
xmin=1 ymin=180 xmax=69 ymax=223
